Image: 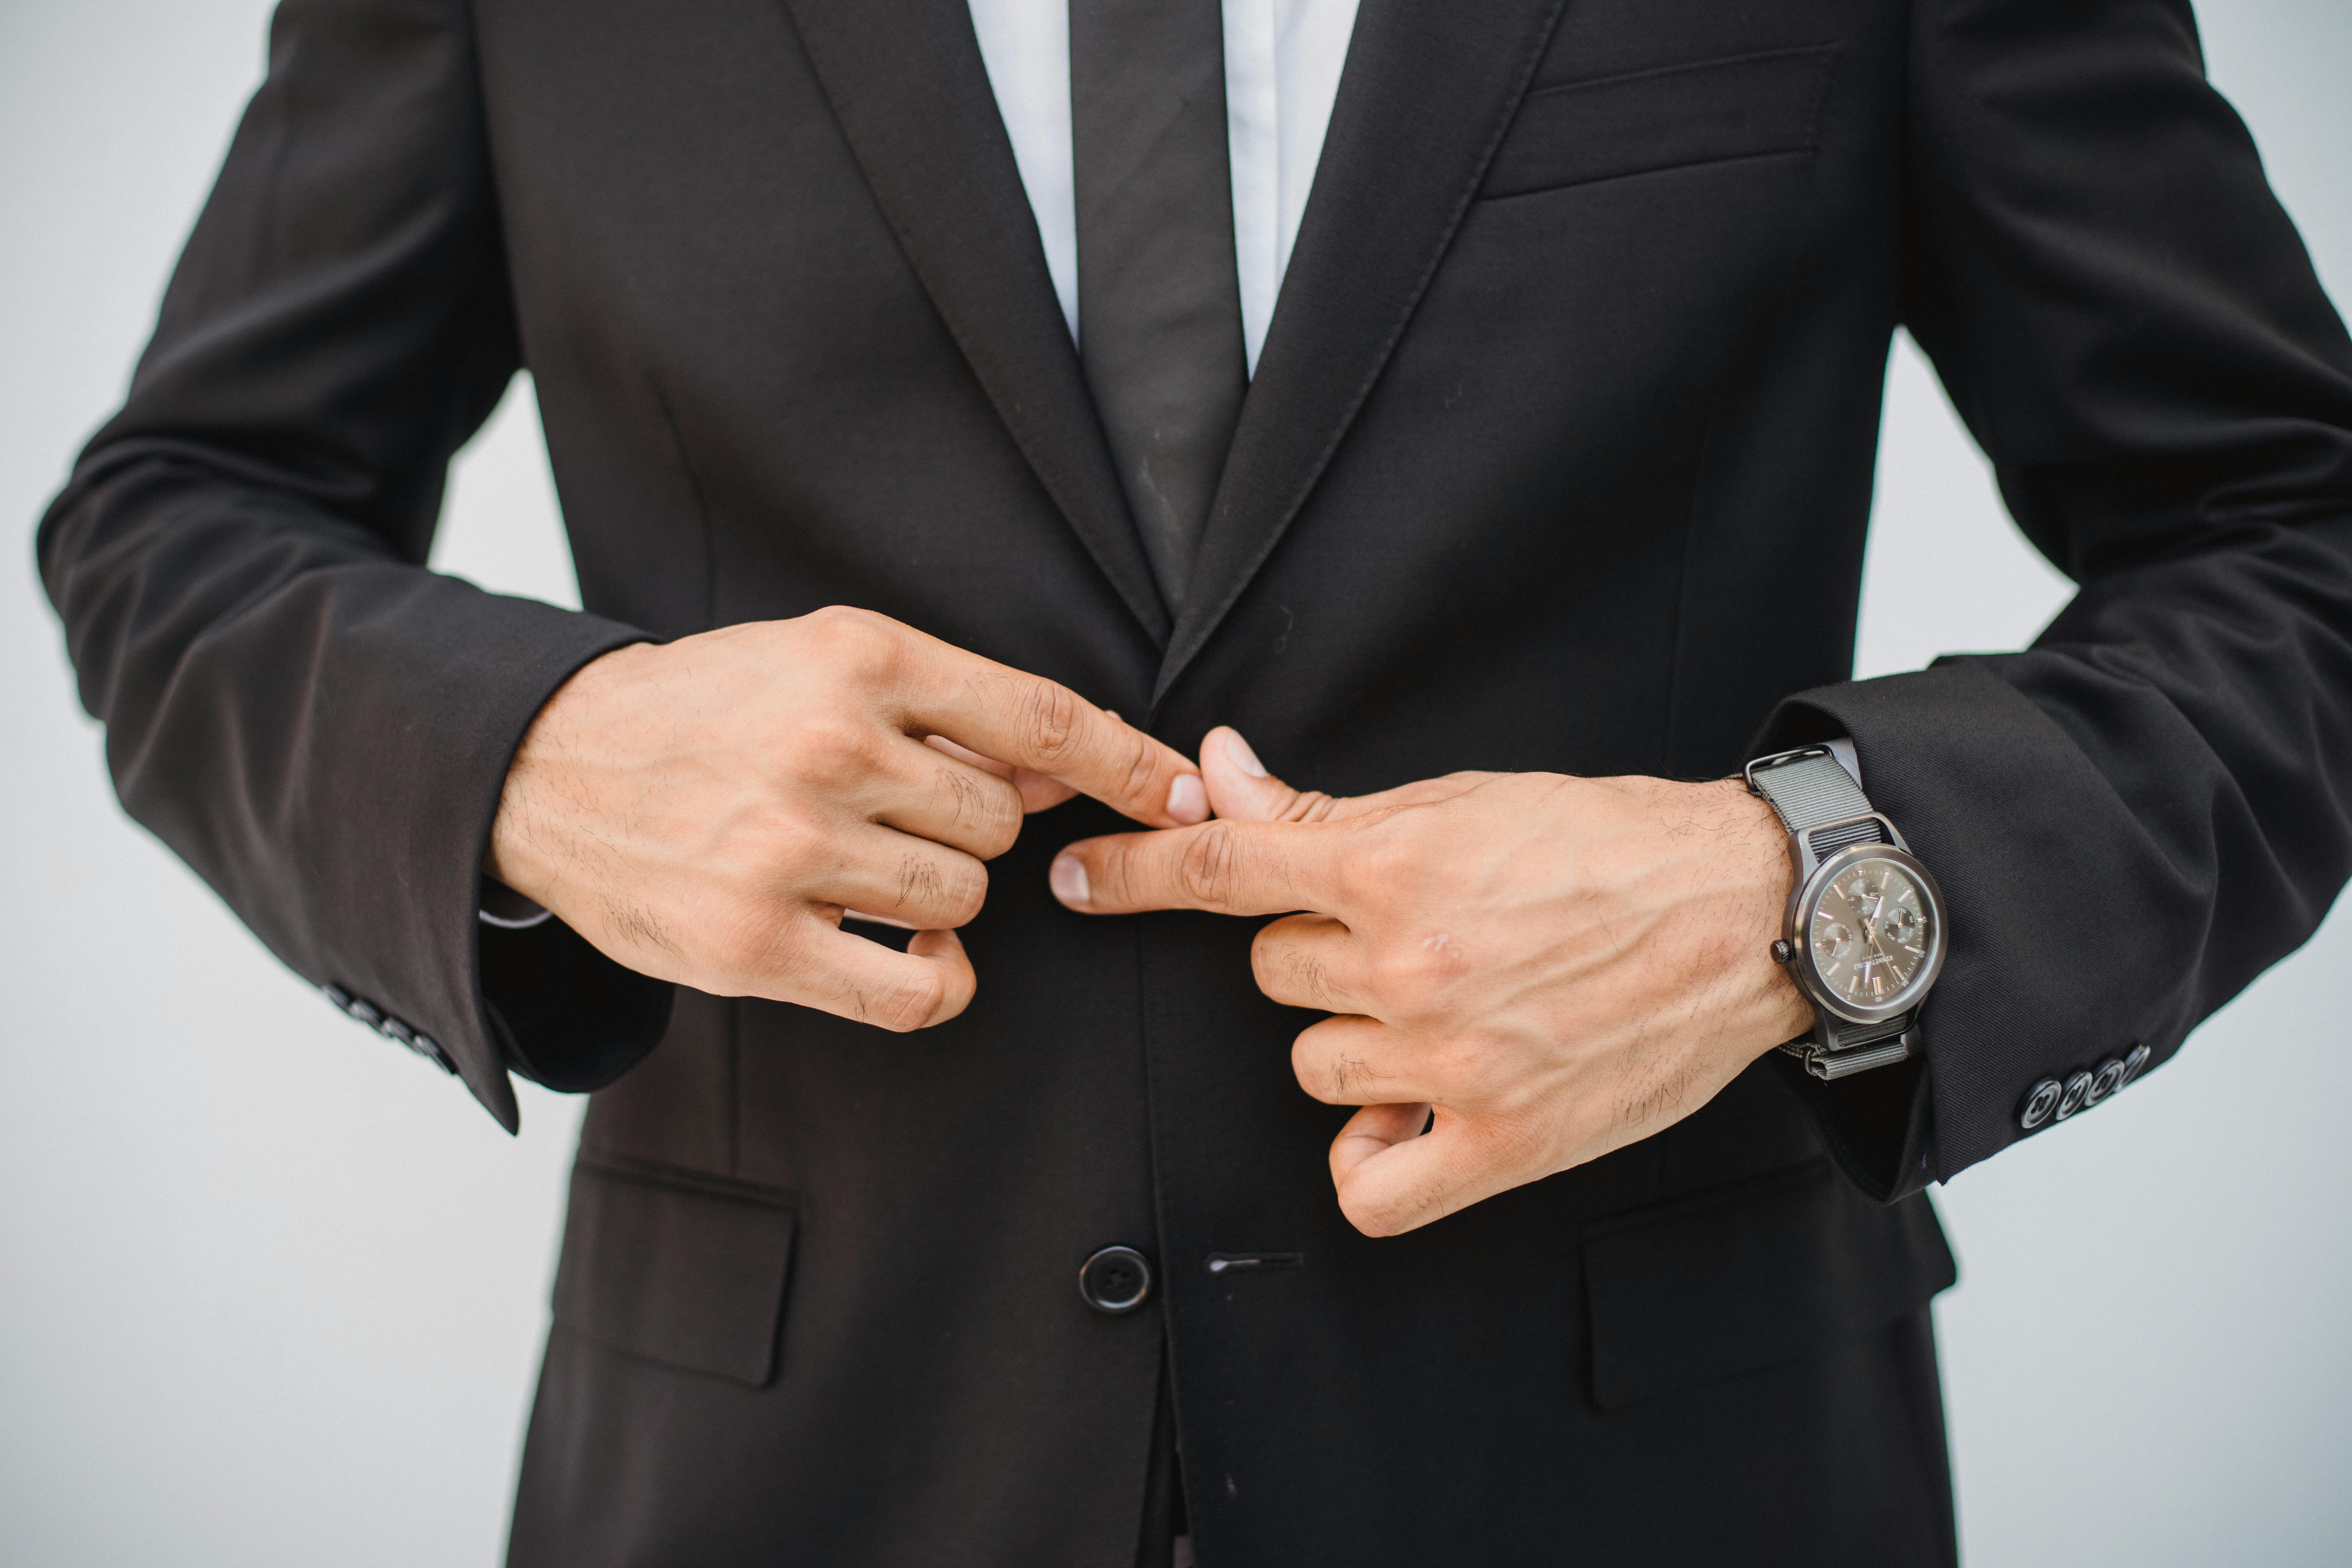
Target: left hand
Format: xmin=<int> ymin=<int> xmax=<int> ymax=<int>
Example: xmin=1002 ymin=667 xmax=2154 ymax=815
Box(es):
xmin=1048 ymin=728 xmax=1813 ymax=1236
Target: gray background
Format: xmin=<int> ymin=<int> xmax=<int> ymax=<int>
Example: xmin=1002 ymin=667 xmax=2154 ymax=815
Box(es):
xmin=2 ymin=2 xmax=2347 ymax=1561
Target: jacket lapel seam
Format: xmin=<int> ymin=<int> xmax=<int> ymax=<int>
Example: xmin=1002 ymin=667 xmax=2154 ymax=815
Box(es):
xmin=1154 ymin=0 xmax=1572 ymax=707
xmin=775 ymin=0 xmax=1173 ymax=647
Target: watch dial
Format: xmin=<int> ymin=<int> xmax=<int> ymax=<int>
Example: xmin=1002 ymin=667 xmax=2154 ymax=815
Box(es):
xmin=1809 ymin=858 xmax=1933 ymax=1009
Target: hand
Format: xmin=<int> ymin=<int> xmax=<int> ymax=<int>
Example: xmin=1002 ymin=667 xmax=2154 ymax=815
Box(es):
xmin=1048 ymin=728 xmax=1810 ymax=1236
xmin=487 ymin=606 xmax=1206 ymax=1030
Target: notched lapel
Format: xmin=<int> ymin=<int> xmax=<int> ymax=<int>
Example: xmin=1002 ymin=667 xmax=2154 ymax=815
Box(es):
xmin=1155 ymin=0 xmax=1570 ymax=703
xmin=777 ymin=0 xmax=1171 ymax=644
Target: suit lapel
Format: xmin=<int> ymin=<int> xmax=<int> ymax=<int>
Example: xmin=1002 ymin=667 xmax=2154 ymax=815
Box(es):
xmin=1154 ymin=0 xmax=1569 ymax=702
xmin=779 ymin=0 xmax=1171 ymax=644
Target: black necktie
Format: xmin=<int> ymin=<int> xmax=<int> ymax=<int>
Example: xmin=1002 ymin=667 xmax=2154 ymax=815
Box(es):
xmin=1071 ymin=0 xmax=1250 ymax=613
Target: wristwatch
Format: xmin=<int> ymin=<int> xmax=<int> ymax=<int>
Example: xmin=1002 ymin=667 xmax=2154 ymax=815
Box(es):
xmin=1744 ymin=746 xmax=1948 ymax=1080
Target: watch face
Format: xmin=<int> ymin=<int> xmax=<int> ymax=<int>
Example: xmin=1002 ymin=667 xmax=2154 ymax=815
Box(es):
xmin=1806 ymin=854 xmax=1936 ymax=1012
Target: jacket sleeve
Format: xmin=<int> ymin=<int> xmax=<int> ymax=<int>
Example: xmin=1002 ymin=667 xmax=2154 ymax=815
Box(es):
xmin=1756 ymin=0 xmax=2352 ymax=1199
xmin=35 ymin=0 xmax=670 ymax=1131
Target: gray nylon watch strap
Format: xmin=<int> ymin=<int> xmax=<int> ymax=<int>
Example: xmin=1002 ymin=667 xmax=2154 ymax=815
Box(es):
xmin=1749 ymin=749 xmax=1872 ymax=831
xmin=1750 ymin=748 xmax=1921 ymax=1077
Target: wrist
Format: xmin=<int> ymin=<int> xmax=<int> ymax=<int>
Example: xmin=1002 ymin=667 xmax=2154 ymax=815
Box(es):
xmin=1712 ymin=779 xmax=1814 ymax=1049
xmin=486 ymin=641 xmax=657 ymax=900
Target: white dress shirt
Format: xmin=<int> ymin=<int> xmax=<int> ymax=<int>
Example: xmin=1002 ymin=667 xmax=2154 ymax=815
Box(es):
xmin=966 ymin=0 xmax=1363 ymax=375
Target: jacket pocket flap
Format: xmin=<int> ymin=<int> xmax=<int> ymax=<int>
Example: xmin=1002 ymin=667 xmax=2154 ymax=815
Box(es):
xmin=552 ymin=1161 xmax=797 ymax=1387
xmin=1484 ymin=45 xmax=1840 ymax=200
xmin=1582 ymin=1159 xmax=1955 ymax=1411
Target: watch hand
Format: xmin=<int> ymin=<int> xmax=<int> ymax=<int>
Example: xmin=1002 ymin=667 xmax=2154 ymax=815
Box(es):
xmin=1862 ymin=918 xmax=1899 ymax=966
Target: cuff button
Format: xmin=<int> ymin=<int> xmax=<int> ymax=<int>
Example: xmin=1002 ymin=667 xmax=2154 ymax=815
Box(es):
xmin=2053 ymin=1071 xmax=2095 ymax=1121
xmin=2087 ymin=1058 xmax=2127 ymax=1105
xmin=2020 ymin=1078 xmax=2063 ymax=1130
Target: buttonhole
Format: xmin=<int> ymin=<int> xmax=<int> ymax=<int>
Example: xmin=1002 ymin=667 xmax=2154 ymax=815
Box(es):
xmin=1205 ymin=1252 xmax=1305 ymax=1275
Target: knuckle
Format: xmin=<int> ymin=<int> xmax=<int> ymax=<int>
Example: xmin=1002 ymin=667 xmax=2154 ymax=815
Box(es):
xmin=1336 ymin=1181 xmax=1412 ymax=1239
xmin=1325 ymin=1049 xmax=1372 ymax=1103
xmin=754 ymin=812 xmax=833 ymax=884
xmin=945 ymin=766 xmax=1022 ymax=857
xmin=891 ymin=850 xmax=988 ymax=924
xmin=1367 ymin=942 xmax=1441 ymax=1012
xmin=1296 ymin=1053 xmax=1350 ymax=1108
xmin=1256 ymin=935 xmax=1332 ymax=1008
xmin=705 ymin=904 xmax=797 ymax=988
xmin=1297 ymin=1034 xmax=1378 ymax=1104
xmin=1018 ymin=681 xmax=1087 ymax=767
xmin=869 ymin=968 xmax=947 ymax=1033
xmin=975 ymin=802 xmax=1022 ymax=859
xmin=891 ymin=852 xmax=944 ymax=914
xmin=1084 ymin=835 xmax=1143 ymax=907
xmin=1481 ymin=1107 xmax=1561 ymax=1176
xmin=940 ymin=858 xmax=990 ymax=925
xmin=1436 ymin=1039 xmax=1510 ymax=1103
xmin=1117 ymin=728 xmax=1161 ymax=802
xmin=1180 ymin=822 xmax=1239 ymax=904
xmin=1344 ymin=827 xmax=1421 ymax=906
xmin=1283 ymin=789 xmax=1342 ymax=824
xmin=795 ymin=713 xmax=881 ymax=789
xmin=805 ymin=605 xmax=899 ymax=680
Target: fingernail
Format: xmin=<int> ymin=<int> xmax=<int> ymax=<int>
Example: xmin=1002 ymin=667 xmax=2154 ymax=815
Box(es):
xmin=1223 ymin=730 xmax=1267 ymax=778
xmin=1168 ymin=773 xmax=1209 ymax=823
xmin=1049 ymin=855 xmax=1091 ymax=907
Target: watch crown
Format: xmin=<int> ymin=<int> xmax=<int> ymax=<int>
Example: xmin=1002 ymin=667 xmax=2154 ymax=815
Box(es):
xmin=1770 ymin=939 xmax=1793 ymax=965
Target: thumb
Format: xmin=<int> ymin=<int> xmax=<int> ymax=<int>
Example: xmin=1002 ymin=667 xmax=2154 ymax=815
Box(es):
xmin=1200 ymin=726 xmax=1346 ymax=824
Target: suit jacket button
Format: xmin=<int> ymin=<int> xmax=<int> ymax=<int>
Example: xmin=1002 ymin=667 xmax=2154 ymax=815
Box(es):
xmin=346 ymin=997 xmax=384 ymax=1030
xmin=1078 ymin=1246 xmax=1153 ymax=1314
xmin=2020 ymin=1078 xmax=2063 ymax=1130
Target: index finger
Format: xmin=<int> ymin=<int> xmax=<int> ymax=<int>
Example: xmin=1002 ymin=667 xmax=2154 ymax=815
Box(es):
xmin=898 ymin=647 xmax=1204 ymax=829
xmin=1048 ymin=818 xmax=1357 ymax=920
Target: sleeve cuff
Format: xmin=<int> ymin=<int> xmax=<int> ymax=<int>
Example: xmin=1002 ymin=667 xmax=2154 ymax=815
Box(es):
xmin=1748 ymin=661 xmax=2198 ymax=1201
xmin=478 ymin=913 xmax=674 ymax=1093
xmin=479 ymin=877 xmax=554 ymax=930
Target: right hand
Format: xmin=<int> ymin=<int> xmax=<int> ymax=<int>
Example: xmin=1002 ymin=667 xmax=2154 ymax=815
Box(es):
xmin=486 ymin=606 xmax=1206 ymax=1031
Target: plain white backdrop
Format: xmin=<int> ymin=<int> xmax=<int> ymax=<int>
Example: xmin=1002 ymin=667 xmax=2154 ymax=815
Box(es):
xmin=2 ymin=2 xmax=2348 ymax=1562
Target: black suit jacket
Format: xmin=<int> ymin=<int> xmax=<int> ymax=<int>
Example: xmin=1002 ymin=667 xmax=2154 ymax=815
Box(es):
xmin=40 ymin=0 xmax=2352 ymax=1563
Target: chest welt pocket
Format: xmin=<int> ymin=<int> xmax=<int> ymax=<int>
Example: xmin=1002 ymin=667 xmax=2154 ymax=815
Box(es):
xmin=1581 ymin=1159 xmax=1955 ymax=1411
xmin=551 ymin=1161 xmax=799 ymax=1388
xmin=1483 ymin=45 xmax=1841 ymax=201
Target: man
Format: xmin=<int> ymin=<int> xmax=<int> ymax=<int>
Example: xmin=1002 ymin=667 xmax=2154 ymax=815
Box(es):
xmin=37 ymin=0 xmax=2352 ymax=1563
